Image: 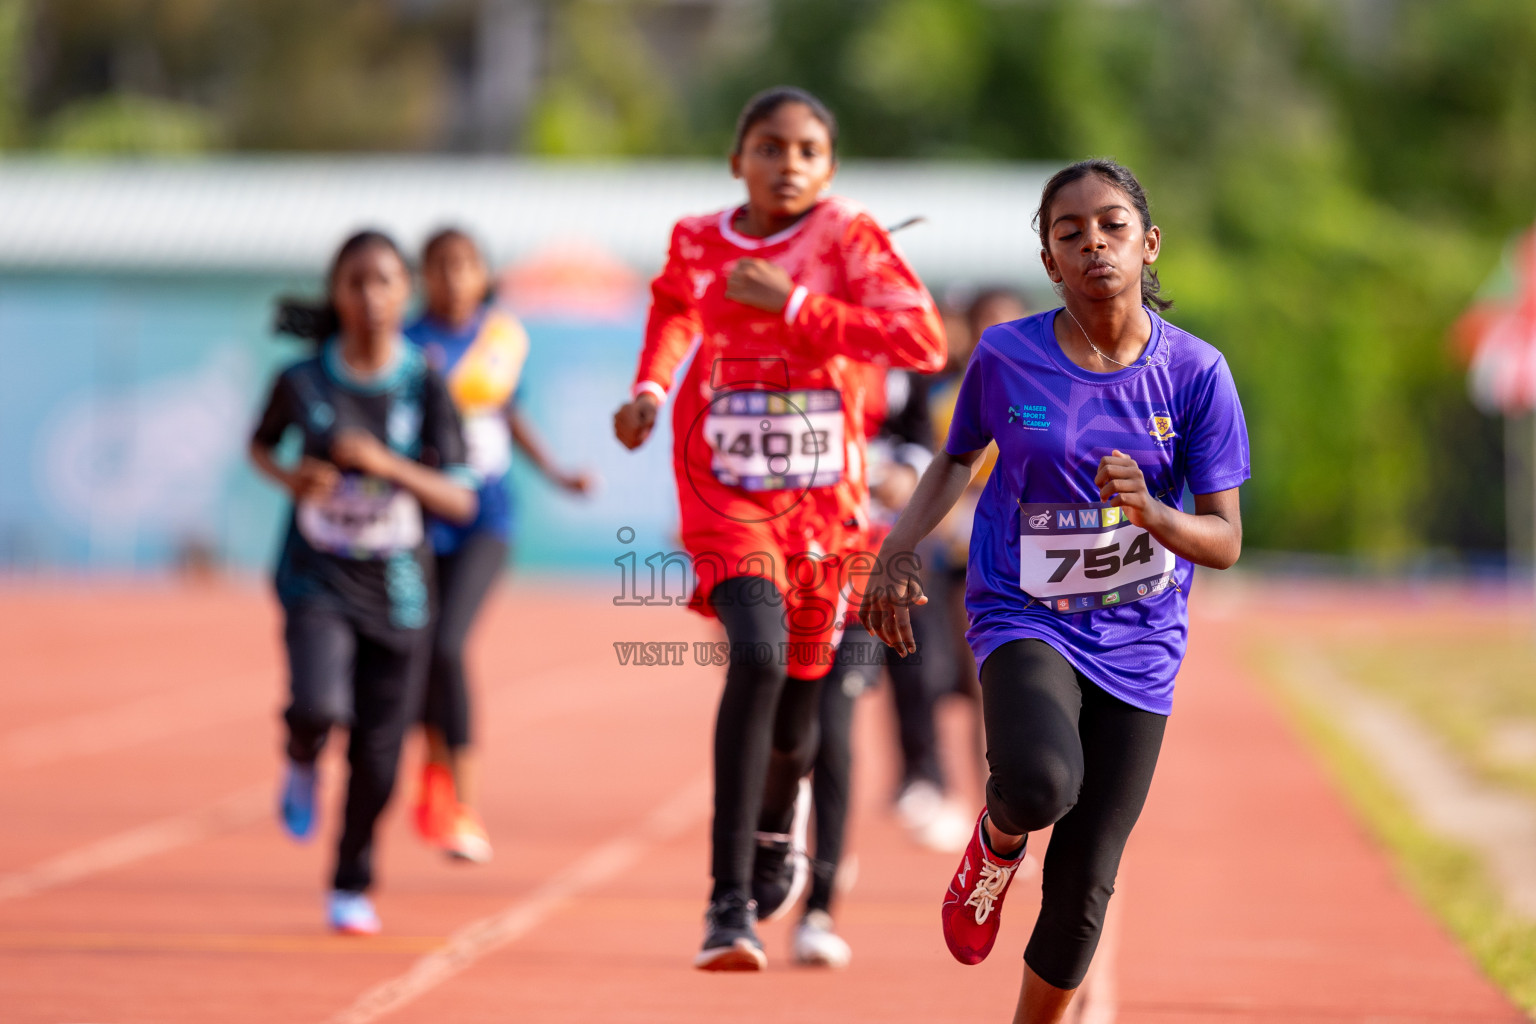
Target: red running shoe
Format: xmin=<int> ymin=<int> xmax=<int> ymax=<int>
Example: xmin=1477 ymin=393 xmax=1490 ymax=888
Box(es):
xmin=413 ymin=762 xmax=455 ymax=845
xmin=940 ymin=809 xmax=1025 ymax=965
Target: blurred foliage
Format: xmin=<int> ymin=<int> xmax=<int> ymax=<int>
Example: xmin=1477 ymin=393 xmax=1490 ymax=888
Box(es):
xmin=9 ymin=0 xmax=455 ymax=150
xmin=42 ymin=93 xmax=219 ymax=153
xmin=525 ymin=0 xmax=684 ymax=156
xmin=0 ymin=0 xmax=22 ymax=146
xmin=0 ymin=0 xmax=1532 ymax=555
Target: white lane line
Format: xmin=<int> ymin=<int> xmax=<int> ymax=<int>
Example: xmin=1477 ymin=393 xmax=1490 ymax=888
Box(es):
xmin=0 ymin=785 xmax=269 ymax=903
xmin=326 ymin=773 xmax=709 ymax=1024
xmin=0 ymin=676 xmax=270 ymax=770
xmin=0 ymin=654 xmax=695 ymax=904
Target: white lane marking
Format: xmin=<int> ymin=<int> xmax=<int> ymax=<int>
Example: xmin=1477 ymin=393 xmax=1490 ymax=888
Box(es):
xmin=0 ymin=785 xmax=269 ymax=903
xmin=0 ymin=653 xmax=696 ymax=904
xmin=325 ymin=774 xmax=709 ymax=1024
xmin=0 ymin=676 xmax=270 ymax=770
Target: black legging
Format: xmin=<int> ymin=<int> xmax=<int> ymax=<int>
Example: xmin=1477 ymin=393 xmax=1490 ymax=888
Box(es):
xmin=283 ymin=608 xmax=426 ymax=893
xmin=708 ymin=575 xmax=825 ymax=903
xmin=805 ymin=631 xmax=866 ymax=914
xmin=887 ymin=606 xmax=946 ymax=791
xmin=422 ymin=532 xmax=508 ymax=750
xmin=804 ymin=616 xmax=942 ymax=914
xmin=981 ymin=639 xmax=1166 ymax=990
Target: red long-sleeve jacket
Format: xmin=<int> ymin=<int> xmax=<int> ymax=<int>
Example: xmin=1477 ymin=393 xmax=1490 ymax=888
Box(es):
xmin=632 ymin=196 xmax=946 ymax=606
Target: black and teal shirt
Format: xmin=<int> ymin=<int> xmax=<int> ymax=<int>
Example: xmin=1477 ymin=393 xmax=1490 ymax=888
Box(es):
xmin=252 ymin=340 xmax=473 ymax=639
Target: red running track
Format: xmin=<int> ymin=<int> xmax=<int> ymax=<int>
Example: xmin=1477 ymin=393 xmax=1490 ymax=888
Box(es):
xmin=0 ymin=579 xmax=1524 ymax=1023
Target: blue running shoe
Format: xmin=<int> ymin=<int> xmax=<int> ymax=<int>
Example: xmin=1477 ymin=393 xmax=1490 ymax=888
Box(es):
xmin=279 ymin=760 xmax=317 ymax=841
xmin=327 ymin=890 xmax=381 ymax=935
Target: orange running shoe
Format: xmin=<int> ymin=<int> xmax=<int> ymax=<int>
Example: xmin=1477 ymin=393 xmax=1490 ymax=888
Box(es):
xmin=413 ymin=762 xmax=456 ymax=844
xmin=444 ymin=806 xmax=493 ymax=863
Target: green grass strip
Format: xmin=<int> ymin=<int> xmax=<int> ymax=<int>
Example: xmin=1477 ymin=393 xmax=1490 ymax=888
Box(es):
xmin=1256 ymin=652 xmax=1536 ymax=1016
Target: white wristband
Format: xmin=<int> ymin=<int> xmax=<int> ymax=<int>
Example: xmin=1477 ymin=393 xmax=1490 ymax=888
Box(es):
xmin=784 ymin=285 xmax=809 ymax=325
xmin=632 ymin=380 xmax=668 ymax=405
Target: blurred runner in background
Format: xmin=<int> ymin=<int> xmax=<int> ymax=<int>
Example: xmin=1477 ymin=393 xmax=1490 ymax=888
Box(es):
xmin=790 ymin=356 xmax=952 ymax=969
xmin=406 ymin=228 xmax=594 ymax=864
xmin=250 ymin=230 xmax=477 ymax=935
xmin=925 ymin=287 xmax=1031 ymax=796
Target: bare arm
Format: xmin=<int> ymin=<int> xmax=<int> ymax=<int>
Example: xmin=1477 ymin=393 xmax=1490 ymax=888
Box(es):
xmin=861 ymin=448 xmax=983 ymax=655
xmin=882 ymin=448 xmax=983 ymax=555
xmin=330 ymin=431 xmax=478 ymax=525
xmin=1095 ymin=450 xmax=1242 ymax=569
xmin=510 ymin=407 xmax=594 ymax=494
xmin=248 ymin=440 xmax=339 ymax=503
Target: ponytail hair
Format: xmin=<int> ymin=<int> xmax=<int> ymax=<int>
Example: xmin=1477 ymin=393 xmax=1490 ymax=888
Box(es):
xmin=274 ymin=229 xmax=408 ymax=341
xmin=272 ymin=299 xmax=339 ymax=341
xmin=1034 ymin=159 xmax=1172 ymax=313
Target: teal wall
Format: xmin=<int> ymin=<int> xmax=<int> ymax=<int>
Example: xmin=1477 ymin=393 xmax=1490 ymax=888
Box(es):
xmin=0 ymin=272 xmax=679 ymax=576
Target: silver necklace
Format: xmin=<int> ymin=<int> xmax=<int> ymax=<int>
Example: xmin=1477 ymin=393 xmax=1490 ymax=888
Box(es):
xmin=1064 ymin=305 xmax=1147 ymax=369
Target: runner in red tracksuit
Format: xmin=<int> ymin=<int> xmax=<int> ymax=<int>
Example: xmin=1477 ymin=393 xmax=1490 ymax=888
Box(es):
xmin=614 ymin=86 xmax=945 ymax=970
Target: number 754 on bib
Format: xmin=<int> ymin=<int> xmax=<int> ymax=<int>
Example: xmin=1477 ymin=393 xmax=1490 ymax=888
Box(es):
xmin=1017 ymin=500 xmax=1177 ymax=608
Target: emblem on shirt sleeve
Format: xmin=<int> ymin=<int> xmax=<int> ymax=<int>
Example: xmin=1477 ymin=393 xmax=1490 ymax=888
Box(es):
xmin=1147 ymin=411 xmax=1178 ymax=444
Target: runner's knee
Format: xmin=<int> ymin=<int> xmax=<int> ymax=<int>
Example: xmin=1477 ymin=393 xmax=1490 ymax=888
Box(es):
xmin=985 ymin=749 xmax=1080 ymax=835
xmin=285 ymin=691 xmax=349 ymax=736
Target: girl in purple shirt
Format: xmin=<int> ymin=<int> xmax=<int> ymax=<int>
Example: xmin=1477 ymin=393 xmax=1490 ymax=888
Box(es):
xmin=863 ymin=159 xmax=1249 ymax=1023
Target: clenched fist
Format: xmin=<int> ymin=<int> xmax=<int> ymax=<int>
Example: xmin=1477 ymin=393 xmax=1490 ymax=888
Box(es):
xmin=724 ymin=258 xmax=795 ymax=313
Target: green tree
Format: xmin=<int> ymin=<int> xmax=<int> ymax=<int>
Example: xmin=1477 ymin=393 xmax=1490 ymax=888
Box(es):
xmin=18 ymin=0 xmax=454 ymax=151
xmin=524 ymin=0 xmax=684 ymax=156
xmin=43 ymin=93 xmax=218 ymax=153
xmin=0 ymin=0 xmax=26 ymax=147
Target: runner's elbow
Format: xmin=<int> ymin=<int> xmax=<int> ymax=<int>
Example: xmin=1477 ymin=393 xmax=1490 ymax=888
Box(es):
xmin=1209 ymin=532 xmax=1242 ymax=570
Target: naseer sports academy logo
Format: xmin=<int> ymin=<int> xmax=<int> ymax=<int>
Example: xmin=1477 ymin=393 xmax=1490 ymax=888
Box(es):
xmin=1147 ymin=410 xmax=1178 ymax=445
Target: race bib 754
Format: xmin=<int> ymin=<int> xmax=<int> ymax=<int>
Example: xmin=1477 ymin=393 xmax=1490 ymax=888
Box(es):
xmin=1018 ymin=500 xmax=1176 ymax=613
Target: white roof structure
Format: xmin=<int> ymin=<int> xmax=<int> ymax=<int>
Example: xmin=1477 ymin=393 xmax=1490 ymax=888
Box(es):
xmin=0 ymin=158 xmax=1054 ymax=285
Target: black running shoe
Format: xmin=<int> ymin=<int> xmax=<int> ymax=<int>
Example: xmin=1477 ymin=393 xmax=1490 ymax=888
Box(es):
xmin=751 ymin=834 xmax=808 ymax=922
xmin=752 ymin=777 xmax=811 ymax=922
xmin=694 ymin=891 xmax=766 ymax=971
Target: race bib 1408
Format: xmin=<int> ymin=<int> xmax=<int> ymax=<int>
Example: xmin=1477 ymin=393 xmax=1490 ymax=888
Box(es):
xmin=705 ymin=389 xmax=845 ymax=492
xmin=1018 ymin=500 xmax=1176 ymax=614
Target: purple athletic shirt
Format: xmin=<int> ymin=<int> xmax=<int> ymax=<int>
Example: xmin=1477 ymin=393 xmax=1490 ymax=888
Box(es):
xmin=944 ymin=307 xmax=1249 ymax=714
